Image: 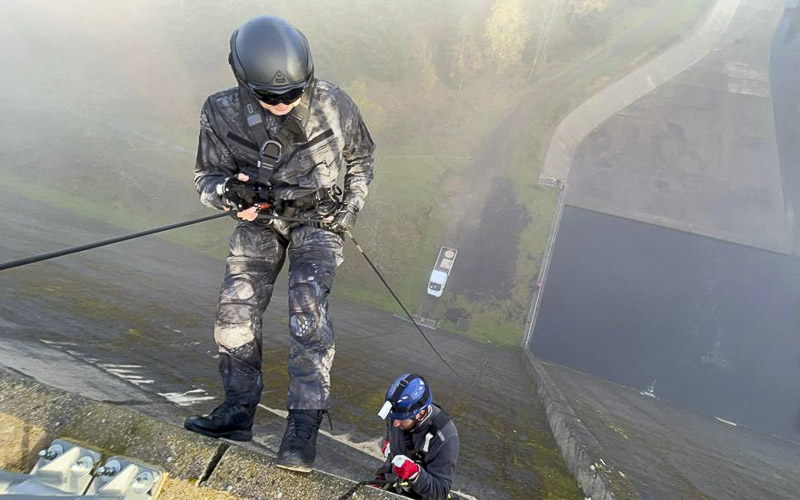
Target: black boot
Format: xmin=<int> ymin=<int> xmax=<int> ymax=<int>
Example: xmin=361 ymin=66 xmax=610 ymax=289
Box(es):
xmin=276 ymin=410 xmax=324 ymax=472
xmin=184 ymin=403 xmax=255 ymax=442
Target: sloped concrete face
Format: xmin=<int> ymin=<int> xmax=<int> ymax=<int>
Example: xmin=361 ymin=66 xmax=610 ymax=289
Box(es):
xmin=523 ymin=352 xmax=639 ymax=500
xmin=567 ymin=0 xmax=790 ymax=253
xmin=0 ymin=369 xmax=400 ymax=500
xmin=538 ymin=360 xmax=800 ymax=499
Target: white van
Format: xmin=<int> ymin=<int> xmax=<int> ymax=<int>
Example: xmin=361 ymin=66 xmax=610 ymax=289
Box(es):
xmin=427 ymin=269 xmax=448 ymax=297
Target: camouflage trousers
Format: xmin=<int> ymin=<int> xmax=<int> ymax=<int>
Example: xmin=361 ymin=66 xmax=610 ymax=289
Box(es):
xmin=214 ymin=221 xmax=343 ymax=411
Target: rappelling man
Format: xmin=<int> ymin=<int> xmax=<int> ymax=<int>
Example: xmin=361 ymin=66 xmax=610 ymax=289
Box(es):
xmin=373 ymin=374 xmax=460 ymax=499
xmin=184 ymin=15 xmax=375 ymax=473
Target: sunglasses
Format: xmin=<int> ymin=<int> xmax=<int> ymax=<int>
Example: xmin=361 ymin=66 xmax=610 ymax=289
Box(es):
xmin=252 ymin=85 xmax=306 ymax=106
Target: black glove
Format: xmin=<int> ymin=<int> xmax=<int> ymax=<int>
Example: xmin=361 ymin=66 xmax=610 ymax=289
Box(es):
xmin=216 ymin=176 xmax=259 ymax=211
xmin=328 ymin=202 xmax=359 ymax=233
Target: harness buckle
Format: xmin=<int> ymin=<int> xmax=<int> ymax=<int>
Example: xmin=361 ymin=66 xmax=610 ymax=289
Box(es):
xmin=258 ymin=140 xmax=282 ymax=172
xmin=314 ymin=187 xmax=341 ymax=217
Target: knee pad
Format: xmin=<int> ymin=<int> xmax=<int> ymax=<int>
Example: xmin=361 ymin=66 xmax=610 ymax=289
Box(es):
xmin=290 ymin=312 xmax=317 ymax=338
xmin=216 ymin=276 xmax=258 ymax=350
xmin=215 ymin=321 xmax=257 ymax=351
xmin=289 ymin=280 xmax=320 ymax=339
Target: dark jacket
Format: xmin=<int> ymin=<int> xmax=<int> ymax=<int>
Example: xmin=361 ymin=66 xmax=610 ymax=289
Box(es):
xmin=382 ymin=405 xmax=460 ymax=500
xmin=194 ymin=79 xmax=375 ymax=211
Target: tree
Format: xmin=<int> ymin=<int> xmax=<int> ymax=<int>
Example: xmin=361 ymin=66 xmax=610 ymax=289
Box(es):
xmin=483 ymin=0 xmax=531 ymax=72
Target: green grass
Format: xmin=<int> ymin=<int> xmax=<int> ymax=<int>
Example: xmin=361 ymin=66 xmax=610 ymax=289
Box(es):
xmin=333 ymin=153 xmax=456 ymax=312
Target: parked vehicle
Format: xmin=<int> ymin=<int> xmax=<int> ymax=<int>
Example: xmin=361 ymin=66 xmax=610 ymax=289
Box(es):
xmin=426 ymin=247 xmax=458 ymax=298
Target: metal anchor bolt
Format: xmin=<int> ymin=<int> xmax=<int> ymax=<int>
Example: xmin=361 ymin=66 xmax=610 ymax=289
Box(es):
xmin=95 ymin=459 xmax=121 ymax=477
xmin=70 ymin=456 xmax=95 ymax=476
xmin=38 ymin=444 xmax=64 ymax=460
xmin=131 ymin=471 xmax=154 ymax=494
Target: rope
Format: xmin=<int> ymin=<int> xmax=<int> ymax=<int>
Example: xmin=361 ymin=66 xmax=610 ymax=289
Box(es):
xmin=0 ymin=209 xmax=458 ymax=376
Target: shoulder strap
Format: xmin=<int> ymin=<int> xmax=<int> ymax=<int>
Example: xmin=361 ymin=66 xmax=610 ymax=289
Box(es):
xmin=418 ymin=408 xmax=451 ymax=455
xmin=236 ymin=84 xmax=311 ymax=182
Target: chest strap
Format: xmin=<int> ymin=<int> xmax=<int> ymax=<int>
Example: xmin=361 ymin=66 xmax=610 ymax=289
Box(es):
xmin=236 ymin=82 xmax=313 ymax=183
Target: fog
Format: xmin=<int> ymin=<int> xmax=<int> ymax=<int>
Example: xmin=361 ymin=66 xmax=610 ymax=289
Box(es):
xmin=0 ymin=0 xmax=676 ymax=338
xmin=2 ymin=1 xmax=800 ymax=496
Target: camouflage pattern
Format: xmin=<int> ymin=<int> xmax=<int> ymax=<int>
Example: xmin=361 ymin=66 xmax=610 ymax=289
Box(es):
xmin=214 ymin=222 xmax=342 ymax=410
xmin=194 ymin=79 xmax=375 ymax=211
xmin=195 ymin=78 xmax=374 ymax=411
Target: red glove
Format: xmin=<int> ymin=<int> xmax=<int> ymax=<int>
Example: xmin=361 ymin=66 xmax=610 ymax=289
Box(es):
xmin=381 ymin=439 xmax=391 ymax=459
xmin=392 ymin=455 xmax=420 ymax=481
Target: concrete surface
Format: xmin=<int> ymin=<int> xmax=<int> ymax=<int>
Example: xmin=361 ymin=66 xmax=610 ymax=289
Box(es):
xmin=536 ymin=359 xmax=800 ymax=499
xmin=205 ymin=446 xmax=390 ymax=500
xmin=0 ymin=335 xmax=151 ymax=404
xmin=523 ymin=350 xmax=638 ymax=500
xmin=0 ymin=367 xmax=400 ymax=499
xmin=566 ymin=0 xmax=790 ymax=253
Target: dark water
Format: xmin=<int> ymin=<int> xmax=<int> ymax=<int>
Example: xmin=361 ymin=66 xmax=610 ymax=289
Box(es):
xmin=531 ymin=206 xmax=800 ymax=441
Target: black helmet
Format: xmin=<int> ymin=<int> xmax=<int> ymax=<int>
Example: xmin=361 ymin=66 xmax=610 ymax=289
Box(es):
xmin=229 ymin=16 xmax=314 ymax=101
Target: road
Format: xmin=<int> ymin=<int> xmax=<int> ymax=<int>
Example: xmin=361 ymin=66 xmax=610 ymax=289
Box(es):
xmin=0 ymin=187 xmax=580 ymax=499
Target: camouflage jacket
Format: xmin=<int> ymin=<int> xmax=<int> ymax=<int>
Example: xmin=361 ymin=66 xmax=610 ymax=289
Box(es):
xmin=194 ymin=79 xmax=375 ymax=211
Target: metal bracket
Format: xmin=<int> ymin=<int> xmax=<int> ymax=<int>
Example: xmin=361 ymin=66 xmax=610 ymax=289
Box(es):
xmin=1 ymin=439 xmax=101 ymax=495
xmin=0 ymin=439 xmax=164 ymax=499
xmin=91 ymin=456 xmax=164 ymax=499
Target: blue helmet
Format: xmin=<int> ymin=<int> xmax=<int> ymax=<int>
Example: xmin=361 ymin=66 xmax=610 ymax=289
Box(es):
xmin=383 ymin=373 xmax=433 ymax=420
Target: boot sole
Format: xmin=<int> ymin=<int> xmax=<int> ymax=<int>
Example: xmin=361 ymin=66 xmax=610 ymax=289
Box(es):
xmin=184 ymin=422 xmax=253 ymax=442
xmin=275 ymin=462 xmax=313 ymax=473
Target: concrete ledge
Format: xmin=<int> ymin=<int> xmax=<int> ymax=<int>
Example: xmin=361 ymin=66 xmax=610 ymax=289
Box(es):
xmin=0 ymin=369 xmax=399 ymax=499
xmin=522 ymin=350 xmax=639 ymax=500
xmin=206 ymin=446 xmax=391 ymax=500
